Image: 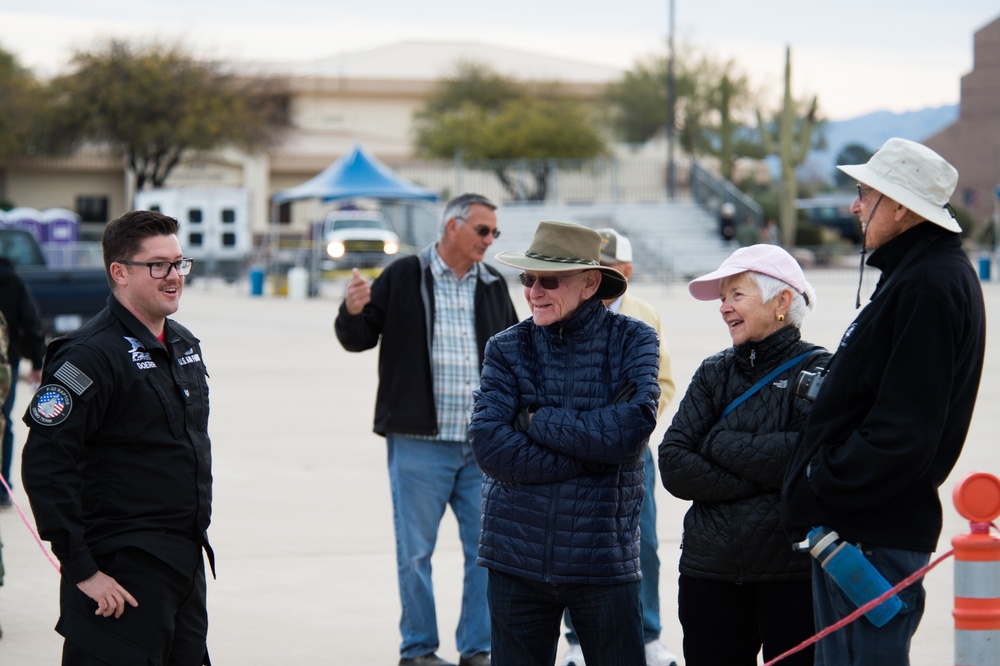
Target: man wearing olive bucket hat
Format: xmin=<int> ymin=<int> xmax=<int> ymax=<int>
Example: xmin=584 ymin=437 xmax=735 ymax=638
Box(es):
xmin=782 ymin=138 xmax=987 ymax=664
xmin=469 ymin=221 xmax=661 ymax=666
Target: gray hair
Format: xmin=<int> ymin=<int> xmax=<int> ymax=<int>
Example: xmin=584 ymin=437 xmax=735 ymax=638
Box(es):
xmin=719 ymin=271 xmax=816 ymax=328
xmin=750 ymin=272 xmax=816 ymax=328
xmin=438 ymin=193 xmax=497 ymax=237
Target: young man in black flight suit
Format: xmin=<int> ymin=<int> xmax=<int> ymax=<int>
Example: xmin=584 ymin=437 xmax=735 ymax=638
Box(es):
xmin=22 ymin=209 xmax=213 ymax=665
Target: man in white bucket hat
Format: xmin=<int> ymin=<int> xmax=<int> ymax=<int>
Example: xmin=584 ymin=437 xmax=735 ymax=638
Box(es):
xmin=469 ymin=221 xmax=661 ymax=666
xmin=782 ymin=138 xmax=987 ymax=664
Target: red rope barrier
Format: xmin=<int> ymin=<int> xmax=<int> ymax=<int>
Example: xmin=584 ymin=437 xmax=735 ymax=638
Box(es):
xmin=762 ymin=548 xmax=955 ymax=666
xmin=0 ymin=474 xmax=61 ymax=573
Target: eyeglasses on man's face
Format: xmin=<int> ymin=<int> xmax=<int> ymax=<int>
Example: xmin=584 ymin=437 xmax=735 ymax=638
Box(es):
xmin=519 ymin=271 xmax=583 ymax=290
xmin=856 ymin=184 xmax=876 ymax=203
xmin=119 ymin=258 xmax=194 ymax=279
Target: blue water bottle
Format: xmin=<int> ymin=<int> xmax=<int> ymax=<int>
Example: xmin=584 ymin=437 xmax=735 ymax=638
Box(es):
xmin=807 ymin=526 xmax=904 ymax=627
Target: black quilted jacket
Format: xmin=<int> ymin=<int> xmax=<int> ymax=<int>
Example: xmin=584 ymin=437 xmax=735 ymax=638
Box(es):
xmin=659 ymin=325 xmax=830 ymax=583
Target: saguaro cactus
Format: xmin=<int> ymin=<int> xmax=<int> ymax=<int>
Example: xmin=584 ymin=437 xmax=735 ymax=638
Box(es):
xmin=757 ymin=46 xmax=818 ymax=248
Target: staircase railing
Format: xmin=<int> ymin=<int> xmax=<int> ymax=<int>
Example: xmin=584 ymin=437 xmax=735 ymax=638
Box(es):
xmin=690 ymin=159 xmax=763 ymax=228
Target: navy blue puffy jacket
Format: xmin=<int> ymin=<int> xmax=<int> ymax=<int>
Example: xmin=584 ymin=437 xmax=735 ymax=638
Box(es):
xmin=469 ymin=296 xmax=660 ymax=585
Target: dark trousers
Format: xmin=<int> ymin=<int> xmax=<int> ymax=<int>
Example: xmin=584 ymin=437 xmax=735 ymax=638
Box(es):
xmin=488 ymin=569 xmax=644 ymax=666
xmin=58 ymin=548 xmax=209 ymax=666
xmin=566 ymin=448 xmax=662 ymax=645
xmin=678 ymin=574 xmax=815 ymax=666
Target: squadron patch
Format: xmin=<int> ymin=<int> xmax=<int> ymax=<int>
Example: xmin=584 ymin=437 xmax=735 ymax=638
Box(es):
xmin=29 ymin=385 xmax=73 ymax=426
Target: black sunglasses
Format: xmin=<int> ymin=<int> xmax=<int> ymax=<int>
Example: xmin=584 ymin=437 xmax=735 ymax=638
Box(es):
xmin=856 ymin=184 xmax=875 ymax=203
xmin=472 ymin=224 xmax=501 ymax=239
xmin=519 ymin=272 xmax=583 ymax=290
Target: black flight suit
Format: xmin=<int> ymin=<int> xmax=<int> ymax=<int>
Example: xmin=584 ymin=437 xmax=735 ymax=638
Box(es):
xmin=21 ymin=295 xmax=213 ymax=666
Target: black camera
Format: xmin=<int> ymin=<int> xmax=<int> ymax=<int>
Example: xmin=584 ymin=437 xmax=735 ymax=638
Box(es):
xmin=794 ymin=369 xmax=825 ymax=402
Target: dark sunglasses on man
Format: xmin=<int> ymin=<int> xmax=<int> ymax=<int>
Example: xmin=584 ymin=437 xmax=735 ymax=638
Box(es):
xmin=471 ymin=224 xmax=500 ymax=239
xmin=518 ymin=272 xmax=583 ymax=290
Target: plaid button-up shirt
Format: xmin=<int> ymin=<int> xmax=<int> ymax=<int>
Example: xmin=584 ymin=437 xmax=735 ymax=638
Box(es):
xmin=420 ymin=249 xmax=480 ymax=442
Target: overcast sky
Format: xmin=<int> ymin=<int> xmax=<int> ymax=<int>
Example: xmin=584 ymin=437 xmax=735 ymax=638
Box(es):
xmin=2 ymin=1 xmax=998 ymax=120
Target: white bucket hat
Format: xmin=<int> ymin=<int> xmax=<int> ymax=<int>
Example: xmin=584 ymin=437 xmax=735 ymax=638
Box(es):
xmin=837 ymin=137 xmax=961 ymax=233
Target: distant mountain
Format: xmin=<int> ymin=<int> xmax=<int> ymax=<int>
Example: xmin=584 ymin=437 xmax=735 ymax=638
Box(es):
xmin=797 ymin=105 xmax=959 ymax=184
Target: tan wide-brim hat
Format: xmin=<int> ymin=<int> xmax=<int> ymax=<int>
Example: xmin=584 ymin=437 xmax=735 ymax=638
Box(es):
xmin=837 ymin=137 xmax=961 ymax=233
xmin=495 ymin=220 xmax=627 ymax=300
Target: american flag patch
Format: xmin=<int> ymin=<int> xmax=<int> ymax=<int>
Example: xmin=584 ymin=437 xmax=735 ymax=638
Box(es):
xmin=54 ymin=362 xmax=93 ymax=396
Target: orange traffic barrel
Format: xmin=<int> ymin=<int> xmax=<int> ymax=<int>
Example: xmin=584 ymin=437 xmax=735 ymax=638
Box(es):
xmin=953 ymin=472 xmax=1000 ymax=665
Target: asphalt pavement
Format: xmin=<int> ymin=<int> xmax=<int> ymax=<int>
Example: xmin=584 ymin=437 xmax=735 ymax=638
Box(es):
xmin=1 ymin=266 xmax=998 ymax=665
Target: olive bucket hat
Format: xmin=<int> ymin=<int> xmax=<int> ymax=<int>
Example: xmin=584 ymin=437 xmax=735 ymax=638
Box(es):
xmin=494 ymin=220 xmax=627 ymax=300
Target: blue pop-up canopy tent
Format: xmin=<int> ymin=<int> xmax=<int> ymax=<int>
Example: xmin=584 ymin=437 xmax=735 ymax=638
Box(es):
xmin=273 ymin=144 xmax=437 ymax=203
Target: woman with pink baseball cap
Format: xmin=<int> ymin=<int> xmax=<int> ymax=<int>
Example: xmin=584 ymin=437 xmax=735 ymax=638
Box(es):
xmin=659 ymin=244 xmax=831 ymax=666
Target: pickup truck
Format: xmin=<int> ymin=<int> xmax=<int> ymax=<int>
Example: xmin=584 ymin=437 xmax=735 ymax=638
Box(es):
xmin=321 ymin=209 xmax=401 ymax=270
xmin=0 ymin=228 xmax=110 ymax=337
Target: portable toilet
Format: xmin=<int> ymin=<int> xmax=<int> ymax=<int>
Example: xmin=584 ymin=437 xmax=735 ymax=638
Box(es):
xmin=6 ymin=207 xmax=44 ymax=242
xmin=40 ymin=208 xmax=80 ymax=244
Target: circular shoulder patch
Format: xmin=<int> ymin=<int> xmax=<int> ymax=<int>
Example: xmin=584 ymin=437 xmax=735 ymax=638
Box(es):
xmin=29 ymin=385 xmax=73 ymax=426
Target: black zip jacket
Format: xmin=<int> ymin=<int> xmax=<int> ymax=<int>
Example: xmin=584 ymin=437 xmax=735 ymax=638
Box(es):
xmin=782 ymin=223 xmax=986 ymax=552
xmin=660 ymin=325 xmax=830 ymax=582
xmin=334 ymin=245 xmax=519 ymax=437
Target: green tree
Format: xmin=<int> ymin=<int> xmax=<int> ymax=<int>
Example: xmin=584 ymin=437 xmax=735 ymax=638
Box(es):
xmin=0 ymin=46 xmax=48 ymax=208
xmin=603 ymin=58 xmax=666 ymax=144
xmin=420 ymin=61 xmax=521 ymax=115
xmin=0 ymin=47 xmax=45 ymax=159
xmin=44 ymin=39 xmax=287 ymax=195
xmin=605 ymin=48 xmax=762 ymax=180
xmin=833 ymin=143 xmax=874 ymax=187
xmin=414 ymin=62 xmax=607 ymax=201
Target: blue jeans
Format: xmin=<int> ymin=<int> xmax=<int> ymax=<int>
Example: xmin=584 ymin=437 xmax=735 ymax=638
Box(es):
xmin=812 ymin=544 xmax=929 ymax=665
xmin=565 ymin=446 xmax=661 ymax=644
xmin=1 ymin=375 xmax=17 ymax=489
xmin=387 ymin=434 xmax=490 ymax=659
xmin=489 ymin=569 xmax=644 ymax=666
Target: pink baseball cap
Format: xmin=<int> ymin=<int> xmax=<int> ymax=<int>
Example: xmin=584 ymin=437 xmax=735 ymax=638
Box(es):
xmin=688 ymin=244 xmax=808 ymax=301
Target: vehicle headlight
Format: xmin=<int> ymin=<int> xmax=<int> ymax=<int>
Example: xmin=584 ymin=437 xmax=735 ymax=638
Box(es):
xmin=327 ymin=241 xmax=346 ymax=259
xmin=384 ymin=241 xmax=399 ymax=255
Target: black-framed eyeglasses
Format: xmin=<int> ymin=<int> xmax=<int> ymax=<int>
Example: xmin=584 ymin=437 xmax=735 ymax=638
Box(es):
xmin=472 ymin=224 xmax=501 ymax=239
xmin=519 ymin=271 xmax=583 ymax=290
xmin=856 ymin=184 xmax=875 ymax=203
xmin=119 ymin=258 xmax=194 ymax=278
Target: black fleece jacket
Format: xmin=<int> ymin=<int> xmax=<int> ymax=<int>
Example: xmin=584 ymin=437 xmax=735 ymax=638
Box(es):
xmin=782 ymin=222 xmax=986 ymax=552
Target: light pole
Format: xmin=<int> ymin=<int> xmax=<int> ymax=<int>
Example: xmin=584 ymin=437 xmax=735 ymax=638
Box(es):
xmin=666 ymin=0 xmax=677 ymax=200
